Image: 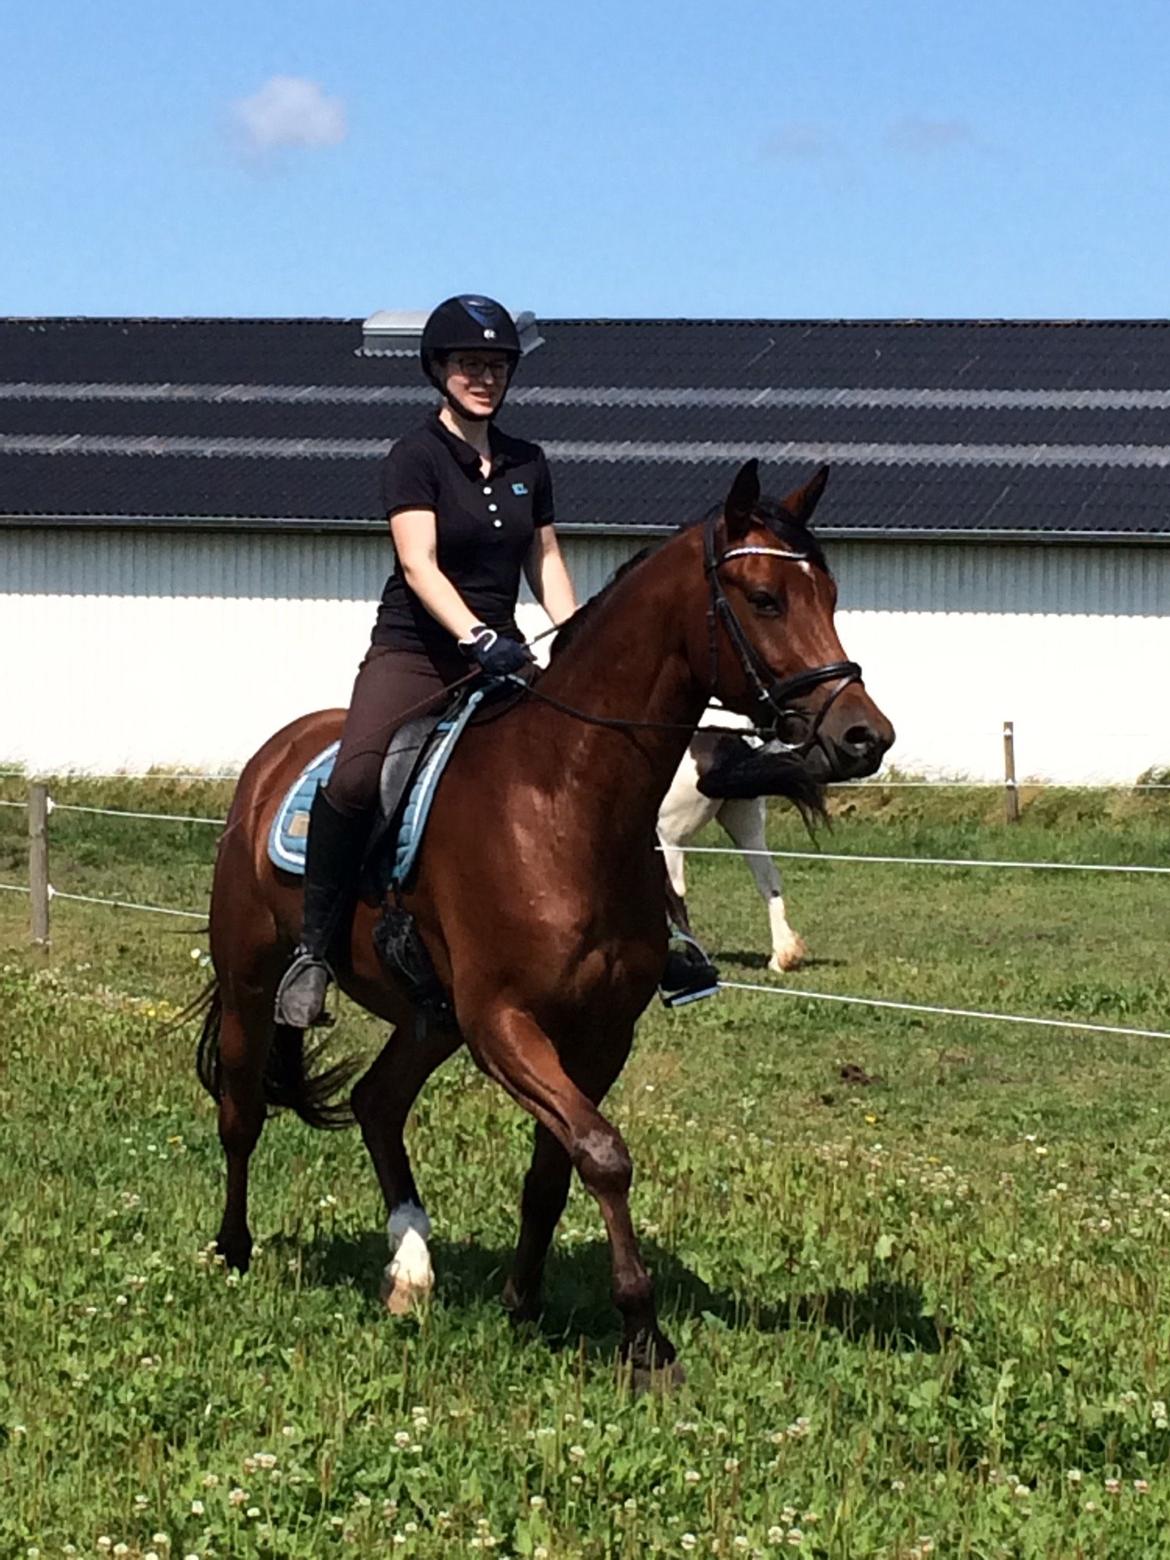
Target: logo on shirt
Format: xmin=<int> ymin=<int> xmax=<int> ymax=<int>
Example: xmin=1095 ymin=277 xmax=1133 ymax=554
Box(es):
xmin=512 ymin=481 xmax=529 ymax=496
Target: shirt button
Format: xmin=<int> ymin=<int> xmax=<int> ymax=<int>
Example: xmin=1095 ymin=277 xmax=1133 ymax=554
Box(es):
xmin=492 ymin=519 xmax=503 ymax=528
xmin=483 ymin=486 xmax=492 ymax=495
xmin=488 ymin=503 xmax=498 ymax=512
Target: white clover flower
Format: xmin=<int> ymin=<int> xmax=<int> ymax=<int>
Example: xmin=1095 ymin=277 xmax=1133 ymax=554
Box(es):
xmin=1105 ymin=1477 xmax=1121 ymax=1495
xmin=228 ymin=1486 xmax=247 ymax=1506
xmin=1135 ymin=1478 xmax=1150 ymax=1494
xmin=1067 ymin=1468 xmax=1083 ymax=1485
xmin=245 ymin=1507 xmax=260 ymax=1519
xmin=202 ymin=1473 xmax=220 ymax=1488
xmin=684 ymin=1469 xmax=700 ymax=1484
xmin=394 ymin=1430 xmax=412 ymax=1448
xmin=568 ymin=1444 xmax=586 ymax=1462
xmin=150 ymin=1535 xmax=169 ymax=1548
xmin=680 ymin=1538 xmax=697 ymax=1553
xmin=529 ymin=1495 xmax=545 ymax=1509
xmin=404 ymin=1521 xmax=418 ymax=1534
xmin=96 ymin=1542 xmax=112 ymax=1553
xmin=190 ymin=1500 xmax=205 ymax=1516
xmin=724 ymin=1457 xmax=740 ymax=1472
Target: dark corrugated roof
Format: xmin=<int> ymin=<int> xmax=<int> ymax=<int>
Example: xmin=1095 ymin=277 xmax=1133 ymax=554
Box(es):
xmin=3 ymin=316 xmax=1170 ymax=537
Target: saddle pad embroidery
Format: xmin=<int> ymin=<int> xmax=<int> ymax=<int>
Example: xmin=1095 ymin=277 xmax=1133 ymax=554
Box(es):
xmin=267 ymin=688 xmax=487 ymax=882
xmin=267 ymin=741 xmax=339 ymax=873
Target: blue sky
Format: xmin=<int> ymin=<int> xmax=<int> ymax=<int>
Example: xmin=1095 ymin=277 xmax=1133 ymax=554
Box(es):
xmin=5 ymin=0 xmax=1170 ymax=319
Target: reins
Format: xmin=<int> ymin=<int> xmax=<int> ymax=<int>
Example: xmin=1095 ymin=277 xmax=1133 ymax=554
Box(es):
xmin=509 ymin=514 xmax=863 ymax=753
xmin=221 ymin=513 xmax=861 ymax=845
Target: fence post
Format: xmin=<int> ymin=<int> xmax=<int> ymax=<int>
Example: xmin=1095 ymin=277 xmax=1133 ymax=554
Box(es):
xmin=29 ymin=782 xmax=50 ymax=945
xmin=1002 ymin=721 xmax=1020 ymax=824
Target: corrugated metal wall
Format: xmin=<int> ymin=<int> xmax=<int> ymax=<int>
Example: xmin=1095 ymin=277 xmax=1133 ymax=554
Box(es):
xmin=2 ymin=528 xmax=1168 ymax=781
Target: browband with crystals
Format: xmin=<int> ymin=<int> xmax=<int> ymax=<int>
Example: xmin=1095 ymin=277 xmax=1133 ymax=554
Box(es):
xmin=713 ymin=545 xmax=812 ymax=566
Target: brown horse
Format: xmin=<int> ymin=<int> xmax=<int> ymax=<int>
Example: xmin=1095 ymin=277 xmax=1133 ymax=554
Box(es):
xmin=197 ymin=460 xmax=894 ymax=1379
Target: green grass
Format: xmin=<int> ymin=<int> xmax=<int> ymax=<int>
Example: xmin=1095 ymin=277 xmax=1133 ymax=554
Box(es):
xmin=1 ymin=777 xmax=1170 ymax=1557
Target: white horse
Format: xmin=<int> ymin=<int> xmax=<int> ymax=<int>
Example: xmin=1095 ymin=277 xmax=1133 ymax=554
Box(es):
xmin=517 ymin=603 xmax=806 ymax=974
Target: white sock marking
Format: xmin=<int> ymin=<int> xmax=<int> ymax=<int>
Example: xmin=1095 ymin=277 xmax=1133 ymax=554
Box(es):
xmin=386 ymin=1202 xmax=433 ymax=1293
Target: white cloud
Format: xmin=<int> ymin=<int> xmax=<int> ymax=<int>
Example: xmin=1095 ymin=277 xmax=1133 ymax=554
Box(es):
xmin=760 ymin=123 xmax=841 ymax=162
xmin=885 ymin=117 xmax=975 ymax=155
xmin=231 ymin=75 xmax=347 ymax=157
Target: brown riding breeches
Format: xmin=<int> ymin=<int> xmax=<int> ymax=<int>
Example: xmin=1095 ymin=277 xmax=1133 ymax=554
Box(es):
xmin=324 ymin=645 xmax=468 ymax=818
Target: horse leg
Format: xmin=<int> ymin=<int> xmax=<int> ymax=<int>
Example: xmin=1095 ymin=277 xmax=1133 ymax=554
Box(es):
xmin=501 ymin=1123 xmax=571 ymax=1323
xmin=716 ymin=796 xmax=806 ymax=972
xmin=350 ymin=1020 xmax=462 ymax=1313
xmin=502 ymin=1039 xmax=631 ymax=1323
xmin=213 ymin=999 xmax=272 ymax=1272
xmin=471 ymin=1007 xmax=679 ymax=1381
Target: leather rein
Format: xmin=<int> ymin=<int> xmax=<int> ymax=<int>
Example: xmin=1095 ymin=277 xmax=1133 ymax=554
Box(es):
xmin=515 ymin=513 xmax=863 ymax=757
xmin=701 ymin=513 xmax=861 ymax=757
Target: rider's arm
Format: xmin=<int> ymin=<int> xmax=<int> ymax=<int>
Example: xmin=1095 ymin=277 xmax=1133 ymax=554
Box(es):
xmin=525 ymin=524 xmax=578 ymax=626
xmin=390 ymin=508 xmax=483 ymax=642
xmin=523 ymin=452 xmax=578 ymax=627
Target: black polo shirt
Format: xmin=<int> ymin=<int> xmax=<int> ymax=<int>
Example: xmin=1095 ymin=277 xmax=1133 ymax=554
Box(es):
xmin=373 ymin=412 xmax=556 ymax=654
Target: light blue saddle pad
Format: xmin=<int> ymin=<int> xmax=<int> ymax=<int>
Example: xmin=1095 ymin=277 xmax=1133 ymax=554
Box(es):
xmin=268 ymin=687 xmax=487 ymax=886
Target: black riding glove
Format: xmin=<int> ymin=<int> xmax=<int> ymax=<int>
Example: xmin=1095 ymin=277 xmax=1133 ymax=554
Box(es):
xmin=458 ymin=624 xmax=534 ymax=677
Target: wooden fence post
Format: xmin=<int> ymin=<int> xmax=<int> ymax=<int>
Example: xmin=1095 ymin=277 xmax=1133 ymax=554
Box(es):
xmin=1002 ymin=721 xmax=1020 ymax=824
xmin=29 ymin=782 xmax=50 ymax=945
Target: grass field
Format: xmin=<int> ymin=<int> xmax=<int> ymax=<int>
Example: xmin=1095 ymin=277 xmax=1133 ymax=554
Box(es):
xmin=2 ymin=775 xmax=1170 ymax=1558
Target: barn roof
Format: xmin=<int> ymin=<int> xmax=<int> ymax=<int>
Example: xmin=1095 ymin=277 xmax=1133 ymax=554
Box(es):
xmin=3 ymin=315 xmax=1170 ymax=541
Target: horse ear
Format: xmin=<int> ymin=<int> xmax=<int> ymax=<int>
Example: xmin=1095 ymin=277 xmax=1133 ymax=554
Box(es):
xmin=779 ymin=464 xmax=830 ymax=527
xmin=724 ymin=459 xmax=760 ymax=540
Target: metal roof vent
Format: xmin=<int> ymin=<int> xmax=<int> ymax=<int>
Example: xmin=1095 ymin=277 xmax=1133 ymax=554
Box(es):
xmin=359 ymin=308 xmax=544 ymax=358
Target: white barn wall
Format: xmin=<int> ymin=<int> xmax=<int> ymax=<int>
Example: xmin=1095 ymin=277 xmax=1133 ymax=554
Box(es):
xmin=2 ymin=528 xmax=1168 ymax=781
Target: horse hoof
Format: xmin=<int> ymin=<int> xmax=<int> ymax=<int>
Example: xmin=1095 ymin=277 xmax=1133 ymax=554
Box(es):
xmin=381 ymin=1266 xmax=432 ymax=1315
xmin=631 ymin=1358 xmax=687 ymax=1395
xmin=501 ymin=1280 xmax=542 ymax=1328
xmin=215 ymin=1235 xmax=252 ymax=1274
xmin=769 ymin=939 xmax=807 ymax=973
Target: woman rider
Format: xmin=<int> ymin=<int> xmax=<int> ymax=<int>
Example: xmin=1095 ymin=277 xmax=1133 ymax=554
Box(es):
xmin=275 ymin=294 xmax=579 ymax=1029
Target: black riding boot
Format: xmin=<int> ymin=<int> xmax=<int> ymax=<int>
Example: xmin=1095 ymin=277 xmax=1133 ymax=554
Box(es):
xmin=659 ymin=927 xmax=721 ymax=1009
xmin=274 ymin=788 xmax=370 ymax=1029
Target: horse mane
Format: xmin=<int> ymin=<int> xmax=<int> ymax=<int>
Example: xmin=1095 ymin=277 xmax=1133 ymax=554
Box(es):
xmin=550 ymin=495 xmax=831 ymax=662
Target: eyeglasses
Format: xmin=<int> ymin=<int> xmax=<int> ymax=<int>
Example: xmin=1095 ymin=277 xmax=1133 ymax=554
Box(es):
xmin=450 ymin=354 xmax=512 ymax=381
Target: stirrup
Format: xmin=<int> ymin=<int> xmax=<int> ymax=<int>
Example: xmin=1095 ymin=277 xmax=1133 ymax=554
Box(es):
xmin=274 ymin=947 xmax=337 ymax=1029
xmin=659 ymin=931 xmax=721 ymax=1010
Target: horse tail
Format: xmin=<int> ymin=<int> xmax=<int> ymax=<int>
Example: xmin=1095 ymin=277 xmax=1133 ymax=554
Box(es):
xmin=696 ymin=738 xmax=828 ymax=826
xmin=190 ymin=979 xmax=224 ymax=1102
xmin=262 ymin=1026 xmax=358 ymax=1131
xmin=189 ymin=978 xmax=356 ymax=1130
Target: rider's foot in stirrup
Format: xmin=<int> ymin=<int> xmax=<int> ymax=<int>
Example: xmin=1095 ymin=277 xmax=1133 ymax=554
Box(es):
xmin=659 ymin=932 xmax=721 ymax=1009
xmin=274 ymin=946 xmax=336 ymax=1029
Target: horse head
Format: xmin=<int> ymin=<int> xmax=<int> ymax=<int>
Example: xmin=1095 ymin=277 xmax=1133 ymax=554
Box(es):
xmin=695 ymin=459 xmax=894 ymax=783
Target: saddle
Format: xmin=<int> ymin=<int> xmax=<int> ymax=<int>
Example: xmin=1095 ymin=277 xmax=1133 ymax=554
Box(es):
xmin=268 ymin=679 xmax=524 ymax=1023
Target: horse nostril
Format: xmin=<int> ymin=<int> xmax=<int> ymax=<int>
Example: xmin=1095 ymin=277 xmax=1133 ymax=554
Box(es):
xmin=843 ymin=724 xmax=876 ymax=753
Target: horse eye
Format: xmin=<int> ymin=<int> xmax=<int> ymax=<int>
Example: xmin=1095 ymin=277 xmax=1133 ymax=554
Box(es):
xmin=747 ymin=589 xmax=781 ymax=615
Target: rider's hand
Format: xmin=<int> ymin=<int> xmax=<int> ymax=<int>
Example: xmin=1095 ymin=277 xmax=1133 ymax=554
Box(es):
xmin=458 ymin=624 xmax=534 ymax=677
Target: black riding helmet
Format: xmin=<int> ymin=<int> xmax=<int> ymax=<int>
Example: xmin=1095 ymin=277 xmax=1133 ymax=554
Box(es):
xmin=421 ymin=294 xmax=522 ymax=421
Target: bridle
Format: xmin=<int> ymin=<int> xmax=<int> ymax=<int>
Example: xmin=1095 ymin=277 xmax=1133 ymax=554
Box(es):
xmin=703 ymin=512 xmax=862 ymax=759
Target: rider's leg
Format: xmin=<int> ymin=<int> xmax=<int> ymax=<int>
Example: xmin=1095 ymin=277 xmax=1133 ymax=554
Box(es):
xmin=274 ymin=647 xmax=456 ymax=1029
xmin=657 ymin=857 xmax=720 ymax=1008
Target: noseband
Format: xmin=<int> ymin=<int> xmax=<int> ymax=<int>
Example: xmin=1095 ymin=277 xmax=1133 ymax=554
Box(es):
xmin=704 ymin=513 xmax=862 ymax=758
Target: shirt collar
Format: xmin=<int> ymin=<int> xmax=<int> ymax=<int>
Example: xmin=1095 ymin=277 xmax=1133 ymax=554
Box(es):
xmin=427 ymin=410 xmax=517 ymax=475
